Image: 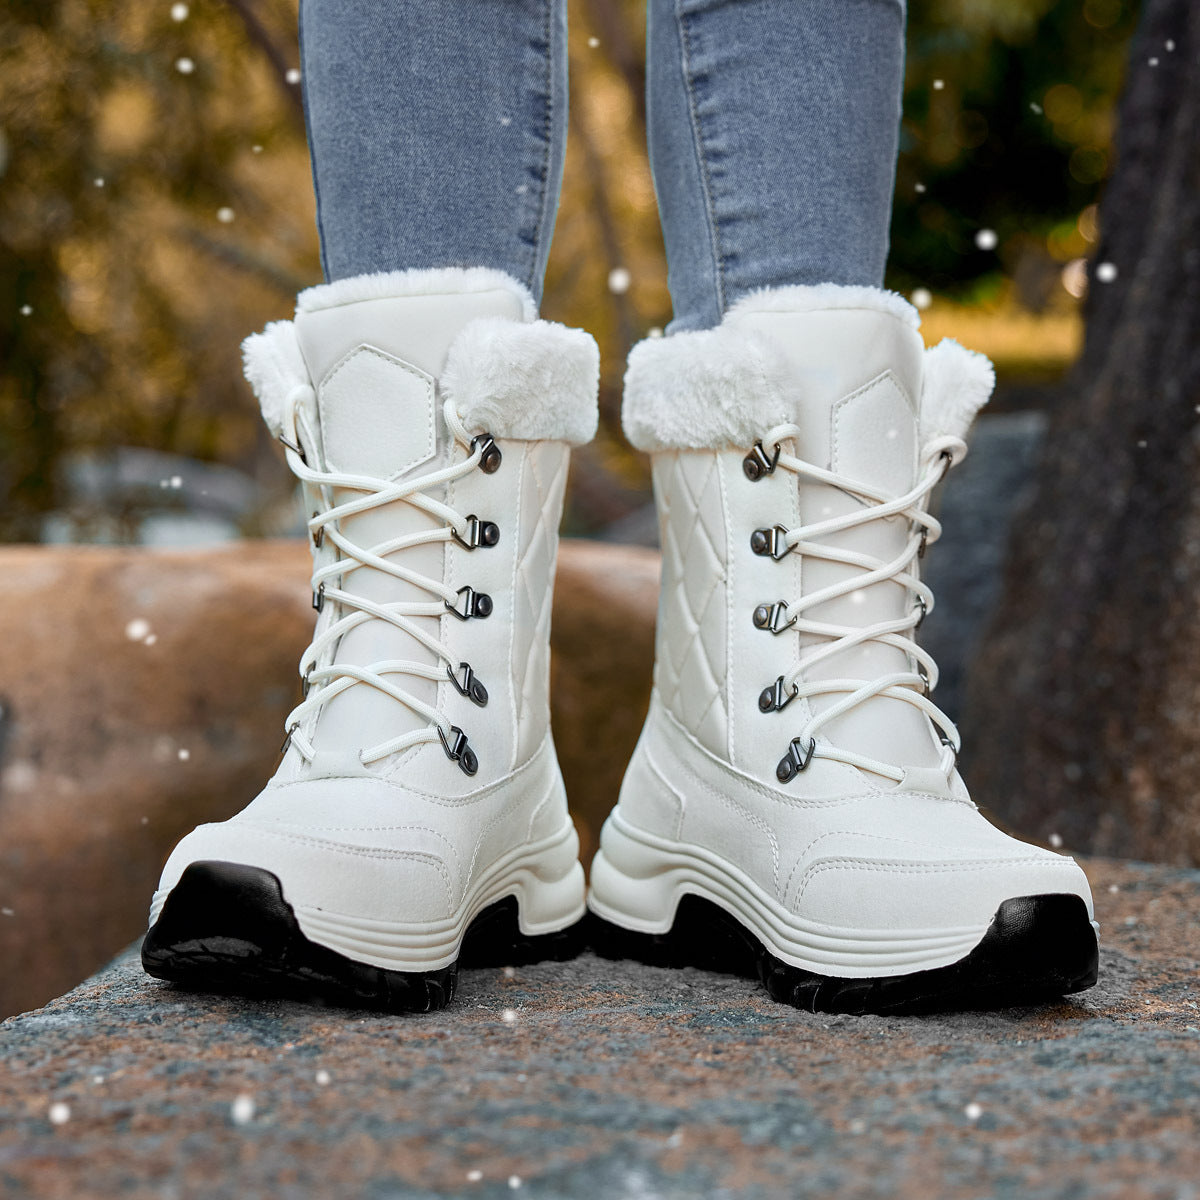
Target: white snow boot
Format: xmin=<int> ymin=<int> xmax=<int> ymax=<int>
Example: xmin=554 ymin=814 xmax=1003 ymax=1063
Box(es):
xmin=143 ymin=268 xmax=597 ymax=1011
xmin=588 ymin=284 xmax=1098 ymax=1013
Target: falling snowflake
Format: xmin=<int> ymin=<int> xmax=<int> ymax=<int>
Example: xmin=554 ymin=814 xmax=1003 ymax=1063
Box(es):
xmin=508 ymin=1177 xmax=522 ymax=1190
xmin=170 ymin=475 xmax=183 ymax=488
xmin=1094 ymin=261 xmax=1118 ymax=283
xmin=1166 ymin=39 xmax=1176 ymax=51
xmin=974 ymin=229 xmax=998 ymax=251
xmin=1148 ymin=57 xmax=1159 ymax=67
xmin=647 ymin=326 xmax=664 ymax=339
xmin=252 ymin=144 xmax=264 ymax=154
xmin=285 ymin=68 xmax=302 ymax=85
xmin=1108 ymin=883 xmax=1120 ymax=894
xmin=230 ymin=1094 xmax=255 ymax=1125
xmin=964 ymin=1102 xmax=983 ymax=1121
xmin=125 ymin=618 xmax=152 ymax=641
xmin=315 ymin=1070 xmax=331 ymax=1086
xmin=587 ymin=36 xmax=600 ymax=48
xmin=48 ymin=1102 xmax=71 ymax=1125
xmin=94 ymin=178 xmax=105 ymax=188
xmin=171 ymin=2 xmax=189 ymax=20
xmin=177 ymin=748 xmax=190 ymax=761
xmin=467 ymin=1170 xmax=483 ymax=1182
xmin=503 ymin=965 xmax=516 ymax=979
xmin=19 ymin=305 xmax=32 ymax=316
xmin=175 ymin=56 xmax=195 ymax=74
xmin=1029 ymin=102 xmax=1043 ymax=114
xmin=932 ymin=79 xmax=944 ymax=90
xmin=144 ymin=634 xmax=158 ymax=646
xmin=607 ymin=267 xmax=631 ymax=295
xmin=216 ymin=208 xmax=235 ymax=224
xmin=911 ymin=287 xmax=932 ymax=310
xmin=499 ymin=116 xmax=512 ymax=127
xmin=501 ymin=1008 xmax=518 ymax=1024
xmin=1 ymin=908 xmax=14 ymax=917
xmin=1049 ymin=832 xmax=1063 ymax=849
xmin=914 ymin=182 xmax=927 ymax=194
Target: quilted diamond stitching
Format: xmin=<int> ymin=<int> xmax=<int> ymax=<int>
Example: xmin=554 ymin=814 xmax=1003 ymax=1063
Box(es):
xmin=653 ymin=452 xmax=729 ymax=756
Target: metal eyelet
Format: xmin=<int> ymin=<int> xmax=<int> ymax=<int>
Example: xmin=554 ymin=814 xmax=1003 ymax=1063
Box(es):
xmin=445 ymin=586 xmax=493 ymax=621
xmin=753 ymin=601 xmax=797 ymax=634
xmin=472 ymin=433 xmax=502 ymax=474
xmin=279 ymin=722 xmax=299 ymax=757
xmin=917 ymin=662 xmax=931 ymax=697
xmin=278 ymin=434 xmax=307 ymax=464
xmin=743 ymin=441 xmax=780 ymax=481
xmin=913 ymin=594 xmax=928 ymax=629
xmin=452 ymin=515 xmax=500 ymax=550
xmin=311 ymin=514 xmax=323 ymax=549
xmin=312 ymin=582 xmax=325 ymax=612
xmin=447 ymin=662 xmax=488 ymax=707
xmin=759 ymin=676 xmax=799 ymax=713
xmin=301 ymin=667 xmax=313 ymax=699
xmin=918 ymin=529 xmax=929 ymax=559
xmin=750 ymin=525 xmax=793 ymax=560
xmin=776 ymin=737 xmax=817 ymax=782
xmin=439 ymin=724 xmax=479 ymax=776
xmin=939 ymin=733 xmax=959 ymax=762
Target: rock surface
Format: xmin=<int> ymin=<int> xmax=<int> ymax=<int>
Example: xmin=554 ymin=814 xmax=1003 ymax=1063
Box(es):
xmin=1 ymin=859 xmax=1197 ymax=1199
xmin=1 ymin=540 xmax=657 ymax=1021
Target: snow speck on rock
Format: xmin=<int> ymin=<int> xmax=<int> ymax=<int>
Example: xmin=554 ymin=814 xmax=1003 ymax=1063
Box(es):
xmin=174 ymin=56 xmax=195 ymax=74
xmin=1095 ymin=261 xmax=1118 ymax=283
xmin=974 ymin=228 xmax=998 ymax=251
xmin=125 ymin=618 xmax=152 ymax=642
xmin=48 ymin=1102 xmax=71 ymax=1125
xmin=607 ymin=267 xmax=631 ymax=295
xmin=911 ymin=287 xmax=932 ymax=310
xmin=230 ymin=1094 xmax=255 ymax=1125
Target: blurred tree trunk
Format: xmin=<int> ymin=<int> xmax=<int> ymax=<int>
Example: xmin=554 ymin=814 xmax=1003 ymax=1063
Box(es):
xmin=964 ymin=0 xmax=1200 ymax=864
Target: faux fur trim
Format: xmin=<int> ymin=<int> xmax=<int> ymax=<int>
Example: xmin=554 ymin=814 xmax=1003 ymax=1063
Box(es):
xmin=919 ymin=338 xmax=995 ymax=447
xmin=296 ymin=267 xmax=537 ymax=322
xmin=729 ymin=282 xmax=920 ymax=329
xmin=242 ymin=320 xmax=309 ymax=439
xmin=441 ymin=317 xmax=599 ymax=446
xmin=622 ymin=323 xmax=790 ymax=452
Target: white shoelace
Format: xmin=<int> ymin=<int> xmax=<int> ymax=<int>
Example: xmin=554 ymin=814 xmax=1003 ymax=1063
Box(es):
xmin=753 ymin=425 xmax=967 ymax=784
xmin=277 ymin=393 xmax=493 ymax=769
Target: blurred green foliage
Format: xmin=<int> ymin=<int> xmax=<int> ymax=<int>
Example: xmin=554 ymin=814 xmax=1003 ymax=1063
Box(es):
xmin=0 ymin=0 xmax=1139 ymax=542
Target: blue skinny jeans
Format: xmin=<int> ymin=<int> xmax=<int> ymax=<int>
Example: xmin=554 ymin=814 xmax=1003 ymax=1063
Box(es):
xmin=300 ymin=0 xmax=906 ymax=333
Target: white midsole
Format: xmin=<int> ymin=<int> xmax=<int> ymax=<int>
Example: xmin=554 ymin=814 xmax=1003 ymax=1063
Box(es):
xmin=587 ymin=812 xmax=999 ymax=978
xmin=149 ymin=820 xmax=586 ymax=974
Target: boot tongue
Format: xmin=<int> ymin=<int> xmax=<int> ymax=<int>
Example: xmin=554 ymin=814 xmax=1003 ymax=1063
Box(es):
xmin=292 ymin=287 xmax=525 ymax=762
xmin=731 ymin=305 xmax=941 ymax=774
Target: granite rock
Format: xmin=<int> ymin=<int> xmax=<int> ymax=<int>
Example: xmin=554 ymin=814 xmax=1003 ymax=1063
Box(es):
xmin=0 ymin=859 xmax=1197 ymax=1199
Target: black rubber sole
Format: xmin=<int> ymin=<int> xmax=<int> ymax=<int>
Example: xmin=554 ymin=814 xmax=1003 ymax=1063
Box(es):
xmin=589 ymin=892 xmax=1099 ymax=1015
xmin=141 ymin=861 xmax=586 ymax=1013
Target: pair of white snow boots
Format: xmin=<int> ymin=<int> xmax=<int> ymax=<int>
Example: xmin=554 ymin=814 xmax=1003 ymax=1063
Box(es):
xmin=141 ymin=269 xmax=1098 ymax=1015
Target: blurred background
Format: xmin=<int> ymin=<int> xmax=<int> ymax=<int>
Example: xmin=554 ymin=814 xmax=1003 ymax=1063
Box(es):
xmin=0 ymin=0 xmax=1136 ymax=546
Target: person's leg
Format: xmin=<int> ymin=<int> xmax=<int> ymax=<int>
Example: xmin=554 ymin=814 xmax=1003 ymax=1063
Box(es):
xmin=589 ymin=0 xmax=1099 ymax=1013
xmin=144 ymin=2 xmax=597 ymax=1013
xmin=646 ymin=0 xmax=906 ymax=331
xmin=300 ymin=0 xmax=568 ymax=303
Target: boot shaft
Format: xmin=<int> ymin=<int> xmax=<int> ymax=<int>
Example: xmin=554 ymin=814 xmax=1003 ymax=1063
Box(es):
xmin=624 ymin=286 xmax=993 ymax=789
xmin=243 ymin=269 xmax=599 ymax=783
